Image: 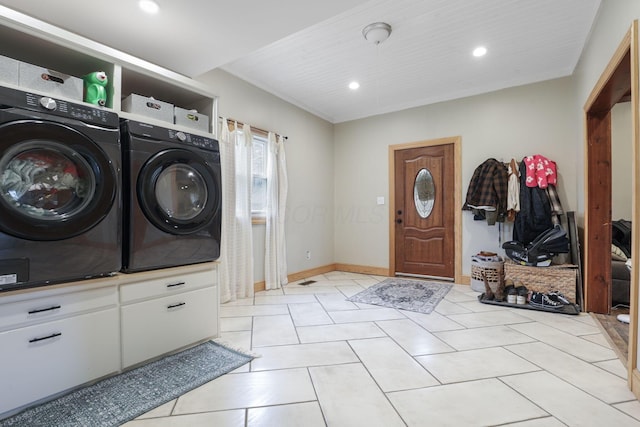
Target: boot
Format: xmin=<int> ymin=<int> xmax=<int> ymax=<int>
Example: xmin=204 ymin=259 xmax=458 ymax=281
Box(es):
xmin=494 ymin=274 xmax=505 ymax=302
xmin=482 ymin=272 xmax=494 ymax=300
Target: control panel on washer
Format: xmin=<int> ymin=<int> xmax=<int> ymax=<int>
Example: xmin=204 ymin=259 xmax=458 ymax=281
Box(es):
xmin=0 ymin=85 xmax=118 ymax=127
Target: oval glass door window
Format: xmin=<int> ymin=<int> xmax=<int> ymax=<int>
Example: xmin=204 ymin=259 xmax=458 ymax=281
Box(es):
xmin=414 ymin=168 xmax=435 ymax=218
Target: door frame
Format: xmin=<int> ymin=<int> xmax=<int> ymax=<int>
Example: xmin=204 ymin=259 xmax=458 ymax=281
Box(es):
xmin=388 ymin=136 xmax=462 ymax=283
xmin=584 ymin=21 xmax=639 ymax=395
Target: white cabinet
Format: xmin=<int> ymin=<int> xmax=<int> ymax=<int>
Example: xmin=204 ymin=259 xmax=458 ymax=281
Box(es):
xmin=0 ymin=284 xmax=119 ymax=415
xmin=119 ymin=265 xmax=219 ymax=368
xmin=0 ymin=263 xmax=220 ymax=416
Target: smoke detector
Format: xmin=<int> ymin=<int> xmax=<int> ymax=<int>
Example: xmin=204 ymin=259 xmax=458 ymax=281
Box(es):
xmin=362 ymin=22 xmax=392 ymax=45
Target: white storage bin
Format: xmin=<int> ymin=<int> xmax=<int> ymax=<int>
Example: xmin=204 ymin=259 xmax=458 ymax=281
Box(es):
xmin=0 ymin=55 xmax=19 ymax=86
xmin=122 ymin=93 xmax=174 ymax=123
xmin=174 ymin=106 xmax=209 ymax=132
xmin=18 ymin=62 xmax=83 ymax=101
xmin=470 ymin=255 xmax=504 ymax=293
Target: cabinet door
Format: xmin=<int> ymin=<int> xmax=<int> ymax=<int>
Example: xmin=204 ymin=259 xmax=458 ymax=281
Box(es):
xmin=121 ymin=286 xmax=218 ymax=368
xmin=119 ymin=268 xmax=216 ymax=303
xmin=0 ymin=308 xmax=120 ymax=415
xmin=0 ymin=286 xmax=117 ymax=332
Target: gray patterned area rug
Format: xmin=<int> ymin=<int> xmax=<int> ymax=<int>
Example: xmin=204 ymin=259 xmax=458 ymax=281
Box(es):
xmin=0 ymin=341 xmax=253 ymax=427
xmin=347 ymin=278 xmax=453 ymax=314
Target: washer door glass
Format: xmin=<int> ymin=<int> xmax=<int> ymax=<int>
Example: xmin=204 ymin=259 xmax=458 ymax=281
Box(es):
xmin=138 ymin=148 xmax=220 ymax=235
xmin=1 ymin=142 xmax=95 ymax=220
xmin=155 ymin=164 xmax=208 ymax=221
xmin=0 ymin=120 xmax=117 ymax=241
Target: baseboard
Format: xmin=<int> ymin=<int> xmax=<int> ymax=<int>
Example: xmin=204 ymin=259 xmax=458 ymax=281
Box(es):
xmin=253 ymin=264 xmax=337 ymax=292
xmin=334 ymin=263 xmax=390 ymax=277
xmin=253 ymin=281 xmax=265 ymax=293
xmin=632 ymin=369 xmax=640 ymax=399
xmin=288 ymin=264 xmax=338 ymax=282
xmin=253 ymin=263 xmax=390 ymax=292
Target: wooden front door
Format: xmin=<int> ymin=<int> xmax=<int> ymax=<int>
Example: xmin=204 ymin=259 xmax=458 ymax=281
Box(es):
xmin=394 ymin=144 xmax=455 ymax=279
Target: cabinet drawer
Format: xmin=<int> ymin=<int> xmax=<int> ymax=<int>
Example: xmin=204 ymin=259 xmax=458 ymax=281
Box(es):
xmin=0 ymin=286 xmax=117 ymax=332
xmin=0 ymin=308 xmax=120 ymax=415
xmin=120 ymin=268 xmax=216 ymax=303
xmin=121 ymin=286 xmax=218 ymax=368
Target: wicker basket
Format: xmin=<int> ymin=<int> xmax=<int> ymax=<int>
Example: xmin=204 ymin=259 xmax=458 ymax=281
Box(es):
xmin=504 ymin=259 xmax=577 ymax=303
xmin=470 ymin=256 xmax=504 ymax=293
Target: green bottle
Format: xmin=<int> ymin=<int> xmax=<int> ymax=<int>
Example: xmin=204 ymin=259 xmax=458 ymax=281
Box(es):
xmin=83 ymin=71 xmax=108 ymax=106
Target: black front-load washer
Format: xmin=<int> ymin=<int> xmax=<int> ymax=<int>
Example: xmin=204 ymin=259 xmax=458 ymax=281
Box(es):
xmin=120 ymin=119 xmax=221 ymax=273
xmin=0 ymin=86 xmax=121 ymax=292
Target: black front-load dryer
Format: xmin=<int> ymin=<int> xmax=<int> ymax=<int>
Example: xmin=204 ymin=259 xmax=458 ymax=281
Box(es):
xmin=0 ymin=86 xmax=121 ymax=292
xmin=120 ymin=120 xmax=221 ymax=273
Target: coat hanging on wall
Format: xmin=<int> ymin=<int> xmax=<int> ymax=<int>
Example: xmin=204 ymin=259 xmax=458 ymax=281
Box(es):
xmin=462 ymin=158 xmax=508 ymax=225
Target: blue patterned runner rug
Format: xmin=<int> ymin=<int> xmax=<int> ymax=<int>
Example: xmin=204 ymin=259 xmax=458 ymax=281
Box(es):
xmin=347 ymin=278 xmax=453 ymax=314
xmin=0 ymin=341 xmax=253 ymax=426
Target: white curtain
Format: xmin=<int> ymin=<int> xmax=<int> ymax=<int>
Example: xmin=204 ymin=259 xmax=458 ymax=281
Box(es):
xmin=264 ymin=132 xmax=288 ymax=289
xmin=219 ymin=119 xmax=254 ymax=303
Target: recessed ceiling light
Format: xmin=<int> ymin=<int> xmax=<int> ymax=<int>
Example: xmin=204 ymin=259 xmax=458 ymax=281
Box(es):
xmin=349 ymin=81 xmax=360 ymax=90
xmin=473 ymin=46 xmax=487 ymax=57
xmin=139 ymin=0 xmax=160 ymax=14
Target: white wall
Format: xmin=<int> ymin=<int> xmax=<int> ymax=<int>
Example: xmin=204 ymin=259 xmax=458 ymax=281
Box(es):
xmin=196 ymin=69 xmax=335 ymax=282
xmin=334 ymin=77 xmax=578 ymax=275
xmin=611 ymin=102 xmax=633 ymax=220
xmin=193 ymin=0 xmax=640 ymax=283
xmin=572 ymin=0 xmax=640 ymax=217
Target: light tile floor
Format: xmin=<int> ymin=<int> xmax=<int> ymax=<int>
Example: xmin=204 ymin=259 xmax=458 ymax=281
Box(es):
xmin=124 ymin=272 xmax=640 ymax=426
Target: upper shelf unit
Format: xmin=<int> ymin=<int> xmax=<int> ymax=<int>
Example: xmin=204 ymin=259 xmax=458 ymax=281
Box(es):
xmin=0 ymin=6 xmax=218 ymax=138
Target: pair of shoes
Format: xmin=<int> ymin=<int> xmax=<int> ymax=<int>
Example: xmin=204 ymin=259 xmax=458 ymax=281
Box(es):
xmin=515 ymin=285 xmax=528 ymax=305
xmin=529 ymin=291 xmax=564 ymax=309
xmin=505 ymin=285 xmax=517 ymax=304
xmin=547 ymin=291 xmax=571 ymax=305
xmin=618 ymin=314 xmax=630 ymax=324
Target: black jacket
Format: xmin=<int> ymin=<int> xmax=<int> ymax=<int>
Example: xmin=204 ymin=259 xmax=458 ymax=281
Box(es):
xmin=513 ymin=160 xmax=552 ymax=245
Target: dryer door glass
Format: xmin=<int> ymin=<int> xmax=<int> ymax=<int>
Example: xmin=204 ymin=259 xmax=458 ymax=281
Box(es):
xmin=155 ymin=164 xmax=208 ymax=221
xmin=138 ymin=148 xmax=221 ymax=235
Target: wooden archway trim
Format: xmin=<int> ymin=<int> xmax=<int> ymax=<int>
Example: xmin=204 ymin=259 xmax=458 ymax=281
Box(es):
xmin=584 ymin=20 xmax=640 ymax=397
xmin=584 ymin=28 xmax=632 ymax=314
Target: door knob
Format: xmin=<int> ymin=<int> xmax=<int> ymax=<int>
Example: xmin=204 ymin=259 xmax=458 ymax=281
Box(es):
xmin=396 ymin=219 xmax=402 ymax=224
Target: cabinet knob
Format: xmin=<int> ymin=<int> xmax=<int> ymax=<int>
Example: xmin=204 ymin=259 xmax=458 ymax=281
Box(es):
xmin=167 ymin=302 xmax=186 ymax=310
xmin=28 ymin=305 xmax=61 ymax=315
xmin=29 ymin=332 xmax=62 ymax=343
xmin=166 ymin=282 xmax=185 ymax=288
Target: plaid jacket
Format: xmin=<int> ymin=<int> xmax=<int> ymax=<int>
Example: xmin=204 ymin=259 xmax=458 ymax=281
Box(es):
xmin=463 ymin=158 xmax=509 ymax=220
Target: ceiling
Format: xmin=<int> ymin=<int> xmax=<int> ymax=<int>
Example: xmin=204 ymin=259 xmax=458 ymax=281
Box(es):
xmin=0 ymin=0 xmax=601 ymax=123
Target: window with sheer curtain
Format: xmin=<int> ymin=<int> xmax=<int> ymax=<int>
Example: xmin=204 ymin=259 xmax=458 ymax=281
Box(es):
xmin=251 ymin=135 xmax=268 ymax=220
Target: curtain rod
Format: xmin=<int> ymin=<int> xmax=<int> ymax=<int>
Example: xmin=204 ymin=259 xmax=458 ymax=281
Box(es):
xmin=219 ymin=117 xmax=288 ymax=140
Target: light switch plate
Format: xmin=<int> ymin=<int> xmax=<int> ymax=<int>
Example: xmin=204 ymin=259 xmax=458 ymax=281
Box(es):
xmin=377 ymin=196 xmax=385 ymax=205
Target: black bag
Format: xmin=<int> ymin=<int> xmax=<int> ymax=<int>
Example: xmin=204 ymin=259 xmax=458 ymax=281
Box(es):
xmin=612 ymin=219 xmax=632 ymax=257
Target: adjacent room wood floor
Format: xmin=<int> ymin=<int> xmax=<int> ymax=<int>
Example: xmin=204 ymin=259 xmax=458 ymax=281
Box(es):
xmin=593 ymin=307 xmax=630 ymax=367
